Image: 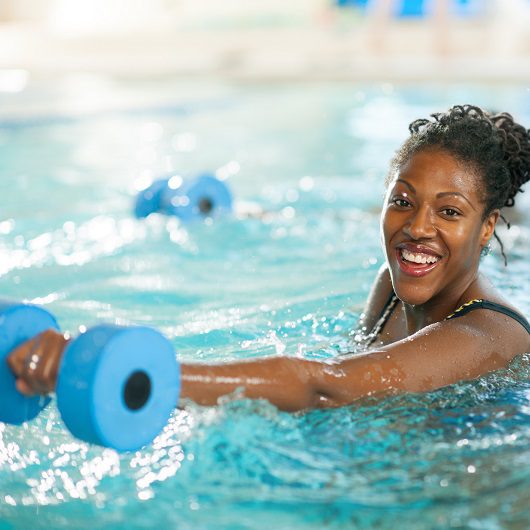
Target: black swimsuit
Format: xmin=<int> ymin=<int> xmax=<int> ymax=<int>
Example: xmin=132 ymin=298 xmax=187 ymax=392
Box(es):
xmin=365 ymin=292 xmax=530 ymax=346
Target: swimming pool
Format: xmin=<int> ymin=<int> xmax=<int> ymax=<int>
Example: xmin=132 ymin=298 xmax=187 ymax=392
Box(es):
xmin=0 ymin=78 xmax=529 ymax=529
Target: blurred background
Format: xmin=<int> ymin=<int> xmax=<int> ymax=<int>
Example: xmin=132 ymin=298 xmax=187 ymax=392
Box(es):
xmin=0 ymin=0 xmax=529 ymax=84
xmin=0 ymin=0 xmax=529 ymax=296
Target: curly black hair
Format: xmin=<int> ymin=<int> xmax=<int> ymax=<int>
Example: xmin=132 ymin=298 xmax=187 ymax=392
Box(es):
xmin=389 ymin=104 xmax=530 ymax=264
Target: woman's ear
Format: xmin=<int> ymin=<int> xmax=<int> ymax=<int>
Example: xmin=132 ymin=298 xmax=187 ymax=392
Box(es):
xmin=480 ymin=209 xmax=500 ymax=246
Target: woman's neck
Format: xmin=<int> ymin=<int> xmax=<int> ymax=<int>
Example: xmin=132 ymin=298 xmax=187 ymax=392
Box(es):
xmin=402 ymin=274 xmax=480 ymax=334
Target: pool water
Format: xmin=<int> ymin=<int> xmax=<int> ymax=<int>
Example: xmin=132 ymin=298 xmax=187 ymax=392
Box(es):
xmin=0 ymin=78 xmax=529 ymax=529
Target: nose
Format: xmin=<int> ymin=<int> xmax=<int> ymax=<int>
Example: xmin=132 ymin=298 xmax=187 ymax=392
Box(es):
xmin=402 ymin=206 xmax=437 ymax=240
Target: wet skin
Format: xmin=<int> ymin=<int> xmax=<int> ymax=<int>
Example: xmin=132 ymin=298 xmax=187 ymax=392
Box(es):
xmin=6 ymin=149 xmax=530 ymax=410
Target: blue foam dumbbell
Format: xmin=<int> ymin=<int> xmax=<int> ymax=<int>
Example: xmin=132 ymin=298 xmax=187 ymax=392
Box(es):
xmin=0 ymin=301 xmax=180 ymax=452
xmin=134 ymin=173 xmax=233 ymax=221
xmin=0 ymin=301 xmax=59 ymax=424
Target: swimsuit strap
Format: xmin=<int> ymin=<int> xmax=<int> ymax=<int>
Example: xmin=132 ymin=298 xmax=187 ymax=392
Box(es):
xmin=446 ymin=298 xmax=530 ymax=334
xmin=364 ymin=292 xmax=399 ymax=346
xmin=364 ymin=294 xmax=530 ymax=345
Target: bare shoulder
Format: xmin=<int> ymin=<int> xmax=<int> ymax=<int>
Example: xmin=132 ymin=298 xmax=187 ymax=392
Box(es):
xmin=380 ymin=305 xmax=528 ymax=382
xmin=357 ymin=263 xmax=394 ymax=332
xmin=450 ymin=307 xmax=527 ymax=357
xmin=461 ymin=274 xmax=529 ymax=345
xmin=350 ymin=311 xmax=525 ymax=395
xmin=331 ymin=274 xmax=529 ymax=401
xmin=464 ymin=273 xmax=523 ymax=312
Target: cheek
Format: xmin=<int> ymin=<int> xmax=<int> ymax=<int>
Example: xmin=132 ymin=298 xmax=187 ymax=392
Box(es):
xmin=451 ymin=226 xmax=470 ymax=245
xmin=446 ymin=223 xmax=482 ymax=261
xmin=380 ymin=210 xmax=392 ymax=249
xmin=380 ymin=208 xmax=400 ymax=245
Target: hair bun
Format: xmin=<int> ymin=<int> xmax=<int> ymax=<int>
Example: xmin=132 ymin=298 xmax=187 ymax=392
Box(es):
xmin=489 ymin=112 xmax=530 ymax=208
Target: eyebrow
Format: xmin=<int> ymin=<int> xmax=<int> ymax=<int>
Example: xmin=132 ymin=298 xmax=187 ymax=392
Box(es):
xmin=395 ymin=179 xmax=476 ymax=211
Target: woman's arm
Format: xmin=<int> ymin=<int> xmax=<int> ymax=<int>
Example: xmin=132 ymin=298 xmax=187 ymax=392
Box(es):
xmin=7 ymin=308 xmax=527 ymax=411
xmin=178 ymin=350 xmax=408 ymax=410
xmin=181 ymin=357 xmax=320 ymax=410
xmin=3 ymin=264 xmax=395 ymax=407
xmin=181 ymin=308 xmax=528 ymax=410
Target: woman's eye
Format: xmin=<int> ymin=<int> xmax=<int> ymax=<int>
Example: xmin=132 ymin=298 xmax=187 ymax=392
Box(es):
xmin=442 ymin=208 xmax=460 ymax=217
xmin=392 ymin=198 xmax=411 ymax=208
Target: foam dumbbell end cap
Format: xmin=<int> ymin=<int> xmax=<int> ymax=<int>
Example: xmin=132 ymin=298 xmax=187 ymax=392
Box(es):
xmin=134 ymin=178 xmax=171 ymax=219
xmin=0 ymin=301 xmax=59 ymax=424
xmin=164 ymin=173 xmax=233 ymax=221
xmin=56 ymin=324 xmax=180 ymax=452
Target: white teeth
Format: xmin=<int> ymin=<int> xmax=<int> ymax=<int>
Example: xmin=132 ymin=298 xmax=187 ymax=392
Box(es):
xmin=401 ymin=249 xmax=440 ymax=264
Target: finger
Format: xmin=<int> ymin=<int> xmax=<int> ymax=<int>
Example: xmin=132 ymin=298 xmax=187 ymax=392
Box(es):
xmin=28 ymin=331 xmax=67 ymax=394
xmin=16 ymin=335 xmax=48 ymax=395
xmin=8 ymin=329 xmax=68 ymax=396
xmin=20 ymin=330 xmax=67 ymax=395
xmin=6 ymin=336 xmax=39 ymax=378
xmin=45 ymin=334 xmax=70 ymax=387
xmin=40 ymin=330 xmax=69 ymax=383
xmin=15 ymin=377 xmax=37 ymax=397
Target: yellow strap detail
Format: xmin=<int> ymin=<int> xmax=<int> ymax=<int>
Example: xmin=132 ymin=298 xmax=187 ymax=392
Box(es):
xmin=445 ymin=299 xmax=484 ymax=320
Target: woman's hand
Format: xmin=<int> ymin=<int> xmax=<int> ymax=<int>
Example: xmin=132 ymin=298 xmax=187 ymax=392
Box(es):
xmin=6 ymin=329 xmax=70 ymax=396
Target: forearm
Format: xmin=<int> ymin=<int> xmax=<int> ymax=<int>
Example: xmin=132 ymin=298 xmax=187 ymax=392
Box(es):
xmin=180 ymin=356 xmax=322 ymax=411
xmin=179 ymin=350 xmax=404 ymax=411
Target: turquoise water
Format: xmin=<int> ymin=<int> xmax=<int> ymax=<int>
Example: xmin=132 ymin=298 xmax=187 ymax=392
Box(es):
xmin=0 ymin=79 xmax=529 ymax=529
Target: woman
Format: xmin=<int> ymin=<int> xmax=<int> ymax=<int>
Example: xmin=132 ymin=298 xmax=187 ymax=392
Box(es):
xmin=7 ymin=105 xmax=530 ymax=411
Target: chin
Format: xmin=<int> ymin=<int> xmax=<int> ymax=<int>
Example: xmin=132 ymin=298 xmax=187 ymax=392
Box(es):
xmin=390 ymin=274 xmax=435 ymax=306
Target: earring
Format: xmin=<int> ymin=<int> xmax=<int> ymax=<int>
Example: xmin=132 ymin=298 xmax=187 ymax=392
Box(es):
xmin=481 ymin=242 xmax=492 ymax=257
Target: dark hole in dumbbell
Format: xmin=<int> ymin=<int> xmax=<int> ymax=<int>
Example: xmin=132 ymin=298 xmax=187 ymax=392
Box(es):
xmin=123 ymin=370 xmax=152 ymax=411
xmin=198 ymin=197 xmax=214 ymax=214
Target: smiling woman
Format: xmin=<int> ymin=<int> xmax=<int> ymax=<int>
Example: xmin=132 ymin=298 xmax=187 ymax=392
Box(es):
xmin=6 ymin=105 xmax=530 ymax=411
xmin=382 ymin=149 xmax=496 ymax=308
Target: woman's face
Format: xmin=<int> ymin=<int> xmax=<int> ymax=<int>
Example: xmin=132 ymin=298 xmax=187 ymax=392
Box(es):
xmin=381 ymin=148 xmax=498 ymax=306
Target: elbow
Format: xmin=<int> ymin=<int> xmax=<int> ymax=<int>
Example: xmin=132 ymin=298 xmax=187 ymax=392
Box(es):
xmin=274 ymin=358 xmax=338 ymax=412
xmin=307 ymin=362 xmax=355 ymax=409
xmin=310 ymin=390 xmax=345 ymax=410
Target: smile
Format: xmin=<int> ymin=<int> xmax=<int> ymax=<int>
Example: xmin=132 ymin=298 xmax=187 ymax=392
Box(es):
xmin=395 ymin=247 xmax=442 ymax=277
xmin=401 ymin=248 xmax=440 ymax=264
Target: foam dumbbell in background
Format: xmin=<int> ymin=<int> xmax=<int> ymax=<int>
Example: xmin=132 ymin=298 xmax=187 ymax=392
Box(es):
xmin=134 ymin=173 xmax=233 ymax=221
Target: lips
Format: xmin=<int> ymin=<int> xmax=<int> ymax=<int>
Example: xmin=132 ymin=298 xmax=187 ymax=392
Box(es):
xmin=395 ymin=243 xmax=443 ymax=278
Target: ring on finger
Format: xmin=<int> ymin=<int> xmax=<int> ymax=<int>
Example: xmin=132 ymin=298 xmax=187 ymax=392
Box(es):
xmin=24 ymin=338 xmax=42 ymax=373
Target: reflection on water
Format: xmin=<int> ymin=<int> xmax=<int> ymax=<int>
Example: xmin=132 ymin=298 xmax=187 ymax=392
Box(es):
xmin=0 ymin=81 xmax=529 ymax=529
